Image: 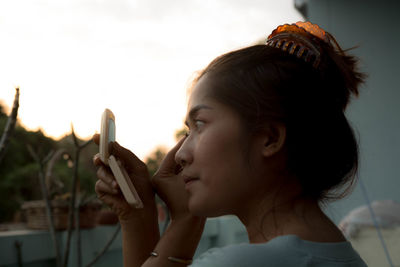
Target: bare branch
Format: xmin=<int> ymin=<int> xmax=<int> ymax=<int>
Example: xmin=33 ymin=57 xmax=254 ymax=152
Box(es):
xmin=71 ymin=123 xmax=79 ymax=147
xmin=63 ymin=148 xmax=80 ymax=267
xmin=42 ymin=150 xmax=55 ymax=165
xmin=0 ymin=87 xmax=20 ymax=163
xmin=26 ymin=144 xmax=39 ymax=162
xmin=63 ymin=124 xmax=88 ymax=267
xmin=45 ymin=149 xmax=66 ymax=196
xmin=62 ymin=123 xmax=95 ymax=267
xmin=79 ymin=138 xmax=93 ymax=150
xmin=75 ymin=196 xmax=82 ymax=267
xmin=27 ymin=144 xmax=62 ymax=267
xmin=85 ymin=224 xmax=121 ymax=267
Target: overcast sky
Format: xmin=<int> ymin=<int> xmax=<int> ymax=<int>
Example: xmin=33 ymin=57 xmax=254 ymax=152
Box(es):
xmin=0 ymin=0 xmax=302 ymax=158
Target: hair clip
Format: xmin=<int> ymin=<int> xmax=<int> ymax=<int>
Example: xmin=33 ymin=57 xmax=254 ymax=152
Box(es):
xmin=266 ymin=22 xmax=329 ymax=68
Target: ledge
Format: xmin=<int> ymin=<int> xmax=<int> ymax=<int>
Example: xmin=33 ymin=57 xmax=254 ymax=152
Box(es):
xmin=0 ymin=216 xmax=247 ymax=267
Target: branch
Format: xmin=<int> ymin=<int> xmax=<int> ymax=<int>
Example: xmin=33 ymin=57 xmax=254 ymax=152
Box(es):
xmin=71 ymin=124 xmax=79 ymax=147
xmin=27 ymin=144 xmax=62 ymax=267
xmin=0 ymin=87 xmax=20 ymax=163
xmin=62 ymin=148 xmax=80 ymax=267
xmin=62 ymin=124 xmax=93 ymax=267
xmin=75 ymin=196 xmax=82 ymax=267
xmin=71 ymin=123 xmax=93 ymax=149
xmin=80 ymin=138 xmax=93 ymax=150
xmin=63 ymin=125 xmax=92 ymax=267
xmin=26 ymin=144 xmax=39 ymax=162
xmin=45 ymin=149 xmax=66 ymax=193
xmin=42 ymin=149 xmax=55 ymax=165
xmin=85 ymin=224 xmax=121 ymax=267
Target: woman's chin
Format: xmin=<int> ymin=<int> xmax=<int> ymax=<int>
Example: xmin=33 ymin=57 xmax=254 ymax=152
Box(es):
xmin=188 ymin=200 xmax=227 ymax=218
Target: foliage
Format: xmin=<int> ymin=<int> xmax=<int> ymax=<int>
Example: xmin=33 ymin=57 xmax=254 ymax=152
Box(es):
xmin=0 ymin=104 xmax=97 ymax=222
xmin=145 ymin=126 xmax=187 ymax=177
xmin=145 ymin=146 xmax=167 ymax=177
xmin=0 ymin=104 xmax=187 ymax=222
xmin=175 ymin=127 xmax=187 ymax=141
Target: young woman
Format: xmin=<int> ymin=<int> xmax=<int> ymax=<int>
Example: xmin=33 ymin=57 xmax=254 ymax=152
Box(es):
xmin=93 ymin=22 xmax=367 ymax=266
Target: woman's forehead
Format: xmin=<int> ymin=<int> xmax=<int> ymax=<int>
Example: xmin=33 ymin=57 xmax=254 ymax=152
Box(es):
xmin=188 ymin=74 xmax=220 ymax=105
xmin=188 ymin=77 xmax=210 ymax=105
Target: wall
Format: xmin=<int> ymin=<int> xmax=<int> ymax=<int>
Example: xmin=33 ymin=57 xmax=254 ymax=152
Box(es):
xmin=303 ymin=0 xmax=400 ymax=224
xmin=0 ymin=216 xmax=247 ymax=267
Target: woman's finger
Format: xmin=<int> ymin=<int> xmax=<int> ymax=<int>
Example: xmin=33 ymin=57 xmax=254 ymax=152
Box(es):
xmin=109 ymin=141 xmax=147 ymax=174
xmin=95 ymin=179 xmax=119 ymax=195
xmin=96 ymin=166 xmax=119 ymax=189
xmin=155 ymin=137 xmax=186 ymax=177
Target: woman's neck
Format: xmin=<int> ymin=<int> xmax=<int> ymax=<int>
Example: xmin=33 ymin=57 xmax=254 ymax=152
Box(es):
xmin=236 ymin=194 xmax=346 ymax=244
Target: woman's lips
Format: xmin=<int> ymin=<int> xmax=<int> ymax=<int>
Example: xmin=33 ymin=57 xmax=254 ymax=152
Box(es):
xmin=184 ymin=179 xmax=199 ymax=189
xmin=182 ymin=175 xmax=199 ymax=185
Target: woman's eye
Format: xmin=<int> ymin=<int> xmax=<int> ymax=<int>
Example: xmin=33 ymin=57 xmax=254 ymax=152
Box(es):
xmin=184 ymin=120 xmax=204 ymax=137
xmin=194 ymin=120 xmax=204 ymax=129
xmin=193 ymin=120 xmax=206 ymax=132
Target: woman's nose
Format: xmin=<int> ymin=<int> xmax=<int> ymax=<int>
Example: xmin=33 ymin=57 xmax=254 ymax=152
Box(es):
xmin=175 ymin=139 xmax=193 ymax=168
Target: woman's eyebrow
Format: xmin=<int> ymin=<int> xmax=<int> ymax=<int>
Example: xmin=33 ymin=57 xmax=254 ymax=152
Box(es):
xmin=184 ymin=104 xmax=212 ymax=126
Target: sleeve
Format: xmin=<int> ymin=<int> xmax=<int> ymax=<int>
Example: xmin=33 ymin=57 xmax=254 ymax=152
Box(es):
xmin=189 ymin=244 xmax=265 ymax=267
xmin=189 ymin=247 xmax=230 ymax=267
xmin=188 ymin=240 xmax=298 ymax=267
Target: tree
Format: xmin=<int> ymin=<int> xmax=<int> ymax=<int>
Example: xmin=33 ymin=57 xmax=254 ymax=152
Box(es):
xmin=145 ymin=146 xmax=167 ymax=177
xmin=175 ymin=126 xmax=187 ymax=141
xmin=0 ymin=102 xmax=98 ymax=223
xmin=0 ymin=87 xmax=19 ymax=164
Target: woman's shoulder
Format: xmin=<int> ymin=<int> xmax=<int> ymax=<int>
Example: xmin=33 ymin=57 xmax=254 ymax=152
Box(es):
xmin=190 ymin=235 xmax=367 ymax=267
xmin=190 ymin=236 xmax=302 ymax=267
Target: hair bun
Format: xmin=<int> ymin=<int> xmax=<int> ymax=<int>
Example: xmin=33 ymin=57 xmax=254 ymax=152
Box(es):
xmin=322 ymin=43 xmax=366 ymax=110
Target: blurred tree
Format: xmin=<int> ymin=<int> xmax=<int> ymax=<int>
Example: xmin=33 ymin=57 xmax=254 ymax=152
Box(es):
xmin=56 ymin=134 xmax=98 ymax=198
xmin=0 ymin=88 xmax=19 ymax=164
xmin=0 ymin=121 xmax=57 ymax=221
xmin=175 ymin=127 xmax=187 ymax=141
xmin=145 ymin=126 xmax=187 ymax=177
xmin=145 ymin=146 xmax=167 ymax=177
xmin=0 ymin=104 xmax=97 ymax=222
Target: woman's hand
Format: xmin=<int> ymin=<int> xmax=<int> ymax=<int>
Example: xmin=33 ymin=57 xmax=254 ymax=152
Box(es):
xmin=93 ymin=134 xmax=156 ymax=223
xmin=151 ymin=137 xmax=191 ymax=221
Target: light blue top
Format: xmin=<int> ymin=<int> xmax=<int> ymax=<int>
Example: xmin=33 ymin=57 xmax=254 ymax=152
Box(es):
xmin=190 ymin=235 xmax=367 ymax=267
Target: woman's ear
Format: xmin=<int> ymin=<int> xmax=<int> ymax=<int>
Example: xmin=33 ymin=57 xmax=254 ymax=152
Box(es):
xmin=261 ymin=123 xmax=286 ymax=157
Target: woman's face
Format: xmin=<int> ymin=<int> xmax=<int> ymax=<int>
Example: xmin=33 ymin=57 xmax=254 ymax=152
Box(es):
xmin=175 ymin=75 xmax=260 ymax=217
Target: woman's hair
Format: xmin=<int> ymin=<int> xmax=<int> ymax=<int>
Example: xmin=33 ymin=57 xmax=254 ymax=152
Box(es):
xmin=193 ymin=30 xmax=366 ymax=202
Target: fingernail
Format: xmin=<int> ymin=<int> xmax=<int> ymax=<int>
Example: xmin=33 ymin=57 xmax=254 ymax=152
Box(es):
xmin=112 ymin=181 xmax=117 ymax=188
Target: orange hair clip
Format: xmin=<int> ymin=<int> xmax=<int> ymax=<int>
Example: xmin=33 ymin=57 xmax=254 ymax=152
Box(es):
xmin=266 ymin=21 xmax=330 ymax=68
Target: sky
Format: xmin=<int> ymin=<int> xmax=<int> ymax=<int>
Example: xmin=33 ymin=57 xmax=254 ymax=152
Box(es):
xmin=0 ymin=0 xmax=302 ymax=159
